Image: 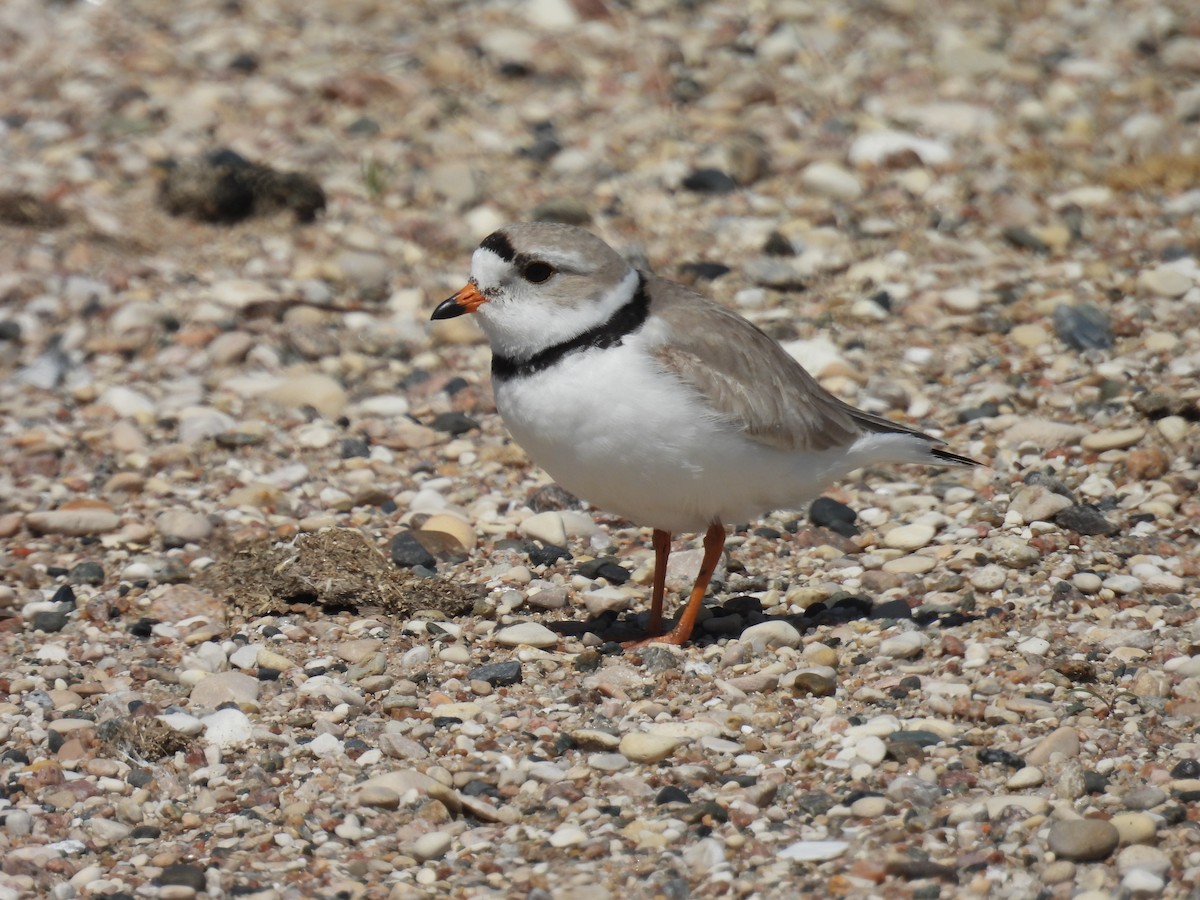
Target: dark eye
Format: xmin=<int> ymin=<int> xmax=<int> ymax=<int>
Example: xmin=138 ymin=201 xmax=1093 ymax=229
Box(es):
xmin=522 ymin=261 xmax=555 ymax=283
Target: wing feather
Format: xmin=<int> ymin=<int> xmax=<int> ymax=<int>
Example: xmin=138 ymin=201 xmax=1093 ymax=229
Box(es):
xmin=646 ymin=274 xmax=952 ymax=455
xmin=647 ymin=277 xmax=863 ymax=452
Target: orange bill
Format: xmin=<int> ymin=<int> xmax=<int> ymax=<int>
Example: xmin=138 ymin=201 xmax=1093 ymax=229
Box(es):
xmin=431 ymin=282 xmax=486 ymax=320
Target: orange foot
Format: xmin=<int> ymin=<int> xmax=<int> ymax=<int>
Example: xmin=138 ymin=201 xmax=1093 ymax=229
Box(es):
xmin=622 ymin=621 xmax=693 ymax=648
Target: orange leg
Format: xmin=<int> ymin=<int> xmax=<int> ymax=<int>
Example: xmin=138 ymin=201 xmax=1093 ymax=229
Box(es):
xmin=628 ymin=521 xmax=725 ymax=647
xmin=646 ymin=528 xmax=672 ymax=636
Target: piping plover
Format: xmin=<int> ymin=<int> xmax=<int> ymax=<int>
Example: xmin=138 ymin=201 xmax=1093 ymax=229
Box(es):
xmin=432 ymin=223 xmax=978 ymax=645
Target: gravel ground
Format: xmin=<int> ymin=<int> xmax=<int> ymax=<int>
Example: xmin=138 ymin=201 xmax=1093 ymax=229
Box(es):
xmin=2 ymin=0 xmax=1200 ymax=898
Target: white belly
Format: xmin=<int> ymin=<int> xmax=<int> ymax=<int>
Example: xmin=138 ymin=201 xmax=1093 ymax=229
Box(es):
xmin=493 ymin=340 xmax=858 ymax=533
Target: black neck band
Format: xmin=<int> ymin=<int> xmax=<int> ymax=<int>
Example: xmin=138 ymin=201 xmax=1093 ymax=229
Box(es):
xmin=492 ymin=274 xmax=650 ymax=381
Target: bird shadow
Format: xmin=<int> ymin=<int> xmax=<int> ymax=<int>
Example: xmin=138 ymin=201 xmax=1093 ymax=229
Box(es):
xmin=547 ymin=592 xmax=992 ymax=647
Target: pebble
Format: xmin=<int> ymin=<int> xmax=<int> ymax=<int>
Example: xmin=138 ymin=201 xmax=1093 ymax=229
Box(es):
xmin=1047 ymin=820 xmax=1119 ymax=862
xmin=1111 ymin=812 xmax=1157 ymax=845
xmin=879 ymin=632 xmax=929 ymax=659
xmin=1026 ymin=726 xmax=1080 ymax=766
xmin=1138 ymin=266 xmax=1192 ymax=297
xmin=189 ymin=671 xmax=261 ymax=710
xmin=156 ymin=510 xmax=214 ymax=547
xmin=199 ymin=708 xmax=253 ymax=748
xmin=519 ymin=511 xmax=569 ymax=547
xmin=1009 ymin=485 xmax=1073 ymax=523
xmin=1006 ymin=766 xmax=1045 ymax=789
xmin=549 ymin=826 xmax=587 ymax=848
xmin=990 ymin=536 xmax=1041 ymax=569
xmin=969 ymin=565 xmax=1007 ymax=591
xmin=26 ymin=506 xmax=120 ymax=536
xmin=1115 ymin=844 xmax=1171 ymax=878
xmin=619 ymin=732 xmax=684 ymax=763
xmin=263 ymin=373 xmax=348 ymax=419
xmin=1009 ymin=323 xmax=1050 ymax=348
xmin=778 ymin=840 xmax=849 ymax=862
xmin=1053 ymin=302 xmax=1113 ymax=351
xmin=800 ymin=161 xmax=862 ymax=200
xmin=739 ymin=619 xmax=801 ymax=650
xmin=1082 ymin=427 xmax=1145 ymax=452
xmin=468 ymin=661 xmax=522 ymax=686
xmin=882 ymin=522 xmax=936 ymax=551
xmin=410 ymin=831 xmax=452 ymax=862
xmin=1121 ymin=870 xmax=1166 ymax=895
xmin=1055 ymin=504 xmax=1117 ymax=536
xmin=494 ymin=622 xmax=559 ymax=649
xmin=1072 ymin=572 xmax=1103 ymax=594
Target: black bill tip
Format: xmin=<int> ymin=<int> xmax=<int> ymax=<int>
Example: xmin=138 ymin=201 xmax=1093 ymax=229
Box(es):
xmin=430 ymin=297 xmax=467 ymax=320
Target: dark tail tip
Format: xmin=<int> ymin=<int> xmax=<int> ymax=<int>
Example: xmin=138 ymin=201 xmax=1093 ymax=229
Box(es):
xmin=932 ymin=447 xmax=982 ymax=467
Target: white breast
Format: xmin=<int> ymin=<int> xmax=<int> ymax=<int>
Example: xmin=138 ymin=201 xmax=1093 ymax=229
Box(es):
xmin=493 ymin=333 xmax=871 ymax=533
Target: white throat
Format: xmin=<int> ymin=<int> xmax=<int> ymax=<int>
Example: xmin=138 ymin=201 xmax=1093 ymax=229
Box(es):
xmin=476 ymin=264 xmax=640 ymax=362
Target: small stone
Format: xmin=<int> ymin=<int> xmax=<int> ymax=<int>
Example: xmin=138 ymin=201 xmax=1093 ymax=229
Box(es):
xmin=1010 ymin=485 xmax=1074 ymax=523
xmin=588 ymin=752 xmax=629 ymax=772
xmin=791 ymin=671 xmax=837 ymax=697
xmin=263 ymin=373 xmax=348 ymax=419
xmin=494 ymin=622 xmax=558 ymax=649
xmin=391 ymin=531 xmax=436 ymax=569
xmin=156 ymin=510 xmax=214 ymax=547
xmin=68 ymin=561 xmax=105 ymax=585
xmin=809 ymin=497 xmax=858 ymax=535
xmin=411 ymin=831 xmax=452 ymax=862
xmin=1026 ymin=726 xmax=1080 ymax=766
xmin=1053 ymin=303 xmax=1113 ymax=351
xmin=189 ymin=671 xmax=261 ymax=710
xmin=1126 ymin=447 xmax=1169 ymax=480
xmin=620 ymin=732 xmax=684 ymax=763
xmin=1121 ymin=870 xmax=1166 ymax=895
xmin=849 ymin=795 xmax=889 ymax=817
xmin=969 ymin=565 xmax=1007 ymax=591
xmin=1009 ymin=323 xmax=1050 ymax=348
xmin=1055 ymin=504 xmax=1117 ymax=536
xmin=32 ymin=609 xmax=71 ymax=633
xmin=257 ymin=648 xmax=295 ymax=672
xmin=1072 ymin=572 xmax=1103 ymax=594
xmin=1082 ymin=427 xmax=1145 ymax=452
xmin=879 ymin=631 xmax=930 ymax=659
xmin=1115 ymin=844 xmax=1171 ymax=878
xmin=740 ymin=619 xmax=801 ymax=650
xmin=1006 ymin=766 xmax=1045 ymax=789
xmin=1017 ymin=637 xmax=1051 ymax=656
xmin=1123 ymin=786 xmax=1167 ymax=810
xmin=549 ymin=826 xmax=587 ymax=848
xmin=420 ymin=514 xmax=477 ymax=552
xmin=358 ymin=784 xmax=401 ymax=810
xmin=991 ymin=535 xmax=1041 ymax=568
xmin=199 ymin=708 xmax=253 ymax=748
xmin=468 ymin=661 xmax=522 ymax=686
xmin=26 ymin=506 xmax=120 ymax=536
xmin=1111 ymin=812 xmax=1157 ymax=845
xmin=778 ymin=840 xmax=849 ymax=862
xmin=1046 ymin=820 xmax=1119 ymax=862
xmin=1138 ymin=266 xmax=1193 ymax=297
xmin=681 ymin=168 xmax=737 ymax=194
xmin=883 ymin=523 xmax=936 ymax=551
xmin=519 ymin=511 xmax=568 ymax=547
xmin=1103 ymin=575 xmax=1142 ymax=595
xmin=158 ymin=864 xmax=208 ymax=891
xmin=941 ymin=288 xmax=981 ymax=313
xmin=800 ymin=161 xmax=862 ymax=200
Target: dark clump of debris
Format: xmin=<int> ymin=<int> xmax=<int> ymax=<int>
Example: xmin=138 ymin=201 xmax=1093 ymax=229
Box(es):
xmin=202 ymin=527 xmax=478 ymax=620
xmin=155 ymin=148 xmax=326 ymax=224
xmin=0 ymin=190 xmax=68 ymax=228
xmin=99 ymin=716 xmax=193 ymax=760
